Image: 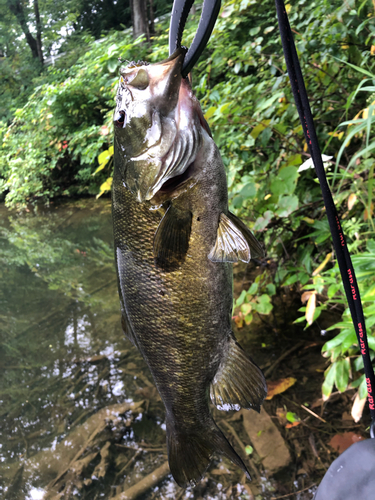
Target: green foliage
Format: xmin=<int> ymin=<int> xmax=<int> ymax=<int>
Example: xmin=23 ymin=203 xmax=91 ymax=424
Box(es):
xmin=301 ymin=239 xmax=375 ymax=399
xmin=234 ymin=272 xmax=275 ymax=327
xmin=290 ymin=56 xmax=375 ymax=399
xmin=1 ymin=0 xmax=375 ymax=402
xmin=0 ymin=32 xmax=148 ymax=205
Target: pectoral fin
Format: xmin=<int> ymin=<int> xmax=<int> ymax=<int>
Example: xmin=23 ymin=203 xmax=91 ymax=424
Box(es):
xmin=227 ymin=211 xmax=264 ymax=259
xmin=210 ymin=336 xmax=267 ymax=412
xmin=208 ymin=212 xmax=264 ymax=263
xmin=154 ymin=204 xmax=192 ymax=271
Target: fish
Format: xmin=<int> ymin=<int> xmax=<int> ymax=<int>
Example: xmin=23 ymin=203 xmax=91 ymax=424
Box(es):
xmin=112 ymin=47 xmax=267 ymax=487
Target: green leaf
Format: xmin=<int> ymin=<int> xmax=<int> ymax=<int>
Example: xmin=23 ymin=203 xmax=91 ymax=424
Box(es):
xmin=244 ymin=313 xmax=253 ymax=324
xmin=266 ymin=283 xmax=276 ymax=296
xmin=264 ymin=26 xmax=275 ymax=34
xmin=261 ymin=127 xmax=272 ymax=146
xmin=367 ymin=334 xmax=375 ymax=352
xmin=283 ymin=274 xmax=298 ymax=287
xmin=255 ymin=92 xmax=283 ymax=113
xmin=350 ymin=374 xmax=365 ymax=389
xmin=333 ymin=57 xmax=375 ymax=78
xmin=322 ymin=328 xmax=355 ymax=352
xmin=322 ymin=363 xmax=337 ymax=398
xmin=231 ymin=195 xmax=243 ymax=209
xmin=254 ymin=294 xmax=273 ymax=315
xmin=239 ymin=182 xmax=256 ymax=199
xmin=335 ymin=358 xmax=350 ymax=393
xmin=278 ymin=166 xmax=299 ymax=192
xmin=248 ymin=282 xmax=258 ymax=295
xmin=286 ymin=412 xmax=300 ymax=423
xmin=249 ymin=27 xmax=261 ymax=36
xmin=107 ymin=58 xmax=119 ymax=73
xmin=236 ymin=290 xmax=247 ymax=306
xmin=253 ymin=211 xmax=274 ymax=231
xmin=359 ymin=376 xmax=368 ymax=400
xmin=204 ymin=106 xmax=217 ymax=120
xmin=217 ymin=102 xmax=232 ymax=115
xmin=108 ymin=44 xmax=119 ymax=57
xmin=251 ymin=120 xmax=270 ymax=140
xmin=286 ymin=154 xmax=302 ymax=167
xmin=241 ymin=303 xmax=252 ymax=315
xmin=275 ymin=195 xmax=299 ymax=217
xmin=328 ymin=284 xmax=341 ymax=299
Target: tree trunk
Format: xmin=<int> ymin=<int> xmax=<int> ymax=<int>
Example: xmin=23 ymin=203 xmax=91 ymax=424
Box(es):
xmin=7 ymin=0 xmax=39 ymax=60
xmin=132 ymin=0 xmax=149 ymax=41
xmin=148 ymin=0 xmax=154 ymax=37
xmin=33 ymin=0 xmax=44 ymax=65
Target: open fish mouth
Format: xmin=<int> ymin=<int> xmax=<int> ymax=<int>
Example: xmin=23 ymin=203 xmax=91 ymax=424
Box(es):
xmin=116 ymin=48 xmax=203 ymax=203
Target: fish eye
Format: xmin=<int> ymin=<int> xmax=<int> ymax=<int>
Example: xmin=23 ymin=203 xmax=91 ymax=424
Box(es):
xmin=121 ymin=69 xmax=149 ymax=90
xmin=129 ymin=69 xmax=149 ymax=89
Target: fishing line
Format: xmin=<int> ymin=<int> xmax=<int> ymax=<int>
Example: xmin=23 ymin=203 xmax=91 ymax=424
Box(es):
xmin=275 ymin=0 xmax=375 ymax=434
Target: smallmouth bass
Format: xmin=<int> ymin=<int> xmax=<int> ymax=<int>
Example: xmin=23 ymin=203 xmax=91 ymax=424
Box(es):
xmin=112 ymin=48 xmax=267 ymax=487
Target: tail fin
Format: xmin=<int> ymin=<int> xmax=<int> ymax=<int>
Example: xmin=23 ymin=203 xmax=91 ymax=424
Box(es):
xmin=166 ymin=418 xmax=250 ymax=487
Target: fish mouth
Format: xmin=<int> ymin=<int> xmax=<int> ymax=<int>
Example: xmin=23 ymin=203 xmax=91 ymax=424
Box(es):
xmin=122 ymin=49 xmax=202 ymax=203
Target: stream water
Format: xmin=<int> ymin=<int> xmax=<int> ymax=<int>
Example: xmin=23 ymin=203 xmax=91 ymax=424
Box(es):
xmin=0 ymin=199 xmax=323 ymax=500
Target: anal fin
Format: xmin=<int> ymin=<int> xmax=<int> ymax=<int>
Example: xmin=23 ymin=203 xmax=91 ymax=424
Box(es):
xmin=154 ymin=203 xmax=192 ymax=271
xmin=208 ymin=212 xmax=264 ymax=263
xmin=210 ymin=336 xmax=267 ymax=411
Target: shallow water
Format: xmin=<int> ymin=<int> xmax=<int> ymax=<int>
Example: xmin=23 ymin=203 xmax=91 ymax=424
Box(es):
xmin=0 ymin=199 xmax=319 ymax=500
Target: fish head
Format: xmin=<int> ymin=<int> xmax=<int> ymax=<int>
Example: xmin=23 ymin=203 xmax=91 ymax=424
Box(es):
xmin=114 ymin=48 xmax=205 ymax=202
